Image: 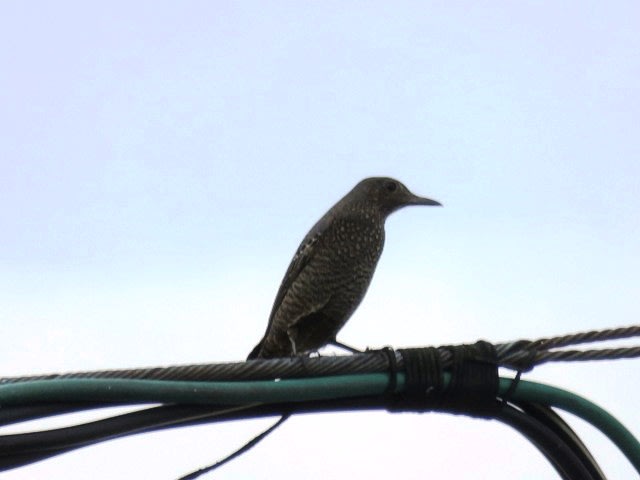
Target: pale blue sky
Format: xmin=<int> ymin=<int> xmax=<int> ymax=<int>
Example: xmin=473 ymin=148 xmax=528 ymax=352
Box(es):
xmin=1 ymin=2 xmax=639 ymax=478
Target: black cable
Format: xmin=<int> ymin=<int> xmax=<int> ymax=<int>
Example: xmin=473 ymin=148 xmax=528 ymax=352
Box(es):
xmin=0 ymin=399 xmax=375 ymax=466
xmin=0 ymin=405 xmax=225 ymax=471
xmin=496 ymin=404 xmax=598 ymax=480
xmin=498 ymin=371 xmax=602 ymax=477
xmin=0 ymin=396 xmax=604 ymax=479
xmin=516 ymin=402 xmax=606 ymax=480
xmin=0 ymin=403 xmax=118 ymax=427
xmin=0 ymin=450 xmax=68 ymax=471
xmin=0 ymin=403 xmax=247 ymax=460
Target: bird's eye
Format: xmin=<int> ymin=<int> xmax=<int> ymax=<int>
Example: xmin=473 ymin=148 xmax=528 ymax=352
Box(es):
xmin=384 ymin=181 xmax=397 ymax=192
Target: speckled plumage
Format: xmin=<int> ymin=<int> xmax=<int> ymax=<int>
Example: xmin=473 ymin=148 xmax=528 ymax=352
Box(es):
xmin=248 ymin=177 xmax=441 ymax=360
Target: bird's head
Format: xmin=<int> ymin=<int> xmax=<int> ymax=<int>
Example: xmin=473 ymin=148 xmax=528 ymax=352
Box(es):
xmin=351 ymin=177 xmax=442 ymax=217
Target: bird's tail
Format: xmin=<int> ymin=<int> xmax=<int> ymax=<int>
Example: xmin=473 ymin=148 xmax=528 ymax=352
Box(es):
xmin=246 ymin=341 xmax=263 ymax=360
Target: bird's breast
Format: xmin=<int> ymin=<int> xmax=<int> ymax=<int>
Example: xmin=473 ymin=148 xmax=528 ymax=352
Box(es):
xmin=331 ymin=215 xmax=384 ymax=263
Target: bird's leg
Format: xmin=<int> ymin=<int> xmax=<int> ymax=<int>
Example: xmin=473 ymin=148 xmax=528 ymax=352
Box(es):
xmin=286 ymin=327 xmax=298 ymax=356
xmin=330 ymin=339 xmax=364 ymax=354
xmin=286 ymin=328 xmax=315 ymax=374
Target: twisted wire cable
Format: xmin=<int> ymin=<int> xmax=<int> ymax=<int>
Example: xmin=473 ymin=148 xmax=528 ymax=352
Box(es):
xmin=496 ymin=325 xmax=640 ymax=370
xmin=1 ymin=325 xmax=639 ymax=384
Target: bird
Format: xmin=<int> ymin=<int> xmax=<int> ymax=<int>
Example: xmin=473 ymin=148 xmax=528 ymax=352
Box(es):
xmin=247 ymin=177 xmax=441 ymax=360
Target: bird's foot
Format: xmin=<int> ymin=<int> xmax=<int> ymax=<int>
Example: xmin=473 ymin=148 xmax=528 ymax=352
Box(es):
xmin=329 ymin=340 xmax=364 ymax=354
xmin=290 ymin=349 xmax=313 ymax=373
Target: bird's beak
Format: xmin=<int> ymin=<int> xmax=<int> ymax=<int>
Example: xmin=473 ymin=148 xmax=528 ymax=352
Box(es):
xmin=409 ymin=195 xmax=442 ymax=207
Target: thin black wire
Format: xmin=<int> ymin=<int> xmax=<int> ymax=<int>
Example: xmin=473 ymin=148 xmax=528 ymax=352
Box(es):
xmin=177 ymin=413 xmax=291 ymax=480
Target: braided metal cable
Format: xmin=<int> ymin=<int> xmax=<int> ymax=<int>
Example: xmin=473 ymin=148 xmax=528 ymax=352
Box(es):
xmin=495 ymin=325 xmax=640 ymax=370
xmin=1 ymin=325 xmax=638 ymax=384
xmin=0 ymin=350 xmax=408 ymax=384
xmin=529 ymin=325 xmax=640 ymax=349
xmin=534 ymin=346 xmax=640 ymax=364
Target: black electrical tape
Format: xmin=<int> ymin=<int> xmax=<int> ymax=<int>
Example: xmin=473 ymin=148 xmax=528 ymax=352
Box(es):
xmin=380 ymin=347 xmax=398 ymax=396
xmin=443 ymin=340 xmax=499 ymax=413
xmin=391 ymin=341 xmax=499 ymax=415
xmin=388 ymin=346 xmax=442 ymax=411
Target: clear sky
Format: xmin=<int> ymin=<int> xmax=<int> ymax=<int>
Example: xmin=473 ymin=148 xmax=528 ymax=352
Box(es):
xmin=1 ymin=2 xmax=639 ymax=478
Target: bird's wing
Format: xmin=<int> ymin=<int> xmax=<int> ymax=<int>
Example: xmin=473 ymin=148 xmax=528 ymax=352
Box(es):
xmin=247 ymin=226 xmax=333 ymax=359
xmin=261 ymin=213 xmax=334 ymax=337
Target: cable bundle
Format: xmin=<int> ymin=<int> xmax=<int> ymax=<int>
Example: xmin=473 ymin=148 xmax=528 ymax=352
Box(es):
xmin=1 ymin=326 xmax=639 ymax=478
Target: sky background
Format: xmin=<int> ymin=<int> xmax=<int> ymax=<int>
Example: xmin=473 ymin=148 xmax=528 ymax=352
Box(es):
xmin=1 ymin=1 xmax=639 ymax=478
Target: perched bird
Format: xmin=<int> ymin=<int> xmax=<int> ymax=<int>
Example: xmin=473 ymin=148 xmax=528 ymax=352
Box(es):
xmin=248 ymin=177 xmax=441 ymax=360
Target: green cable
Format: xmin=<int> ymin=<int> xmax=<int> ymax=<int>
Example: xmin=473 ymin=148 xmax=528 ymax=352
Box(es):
xmin=1 ymin=374 xmax=638 ymax=472
xmin=501 ymin=377 xmax=640 ymax=473
xmin=0 ymin=374 xmax=390 ymax=406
